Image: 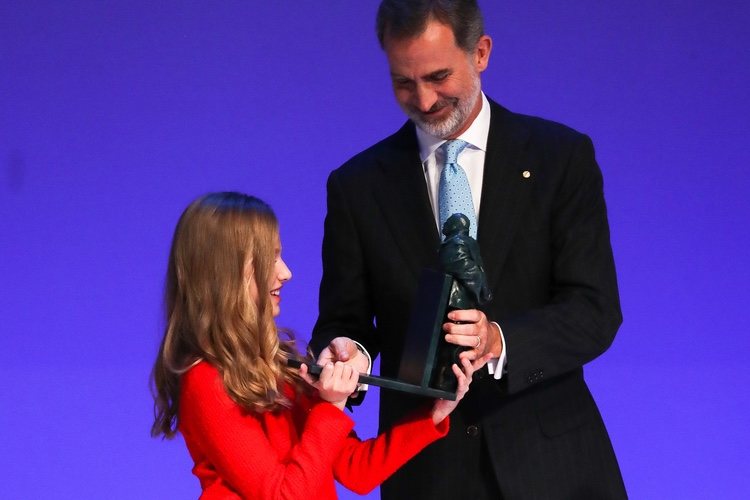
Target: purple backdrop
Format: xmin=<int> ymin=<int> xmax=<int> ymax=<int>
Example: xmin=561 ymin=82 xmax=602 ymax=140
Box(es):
xmin=2 ymin=1 xmax=748 ymax=498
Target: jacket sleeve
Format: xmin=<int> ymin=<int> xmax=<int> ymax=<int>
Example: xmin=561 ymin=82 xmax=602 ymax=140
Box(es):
xmin=499 ymin=133 xmax=622 ymax=394
xmin=332 ymin=409 xmax=449 ymax=495
xmin=310 ymin=169 xmax=380 ymax=359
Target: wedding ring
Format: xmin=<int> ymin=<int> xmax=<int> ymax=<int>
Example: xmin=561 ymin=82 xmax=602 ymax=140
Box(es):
xmin=474 ymin=335 xmax=481 ymax=348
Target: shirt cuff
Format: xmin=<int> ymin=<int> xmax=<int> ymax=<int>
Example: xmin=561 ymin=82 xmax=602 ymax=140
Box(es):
xmin=351 ymin=340 xmax=372 ymax=392
xmin=485 ymin=321 xmax=507 ymax=380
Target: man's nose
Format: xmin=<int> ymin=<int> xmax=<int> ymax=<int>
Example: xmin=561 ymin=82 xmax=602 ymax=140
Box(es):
xmin=413 ymin=84 xmax=438 ymax=113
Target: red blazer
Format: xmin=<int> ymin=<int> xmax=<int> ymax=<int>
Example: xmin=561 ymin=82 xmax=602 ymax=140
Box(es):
xmin=178 ymin=361 xmax=448 ymax=499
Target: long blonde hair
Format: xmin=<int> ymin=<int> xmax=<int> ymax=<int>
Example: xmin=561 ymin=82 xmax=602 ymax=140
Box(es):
xmin=151 ymin=192 xmax=303 ymax=438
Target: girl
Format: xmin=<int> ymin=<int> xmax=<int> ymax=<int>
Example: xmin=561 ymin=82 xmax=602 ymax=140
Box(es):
xmin=151 ymin=192 xmax=485 ymax=499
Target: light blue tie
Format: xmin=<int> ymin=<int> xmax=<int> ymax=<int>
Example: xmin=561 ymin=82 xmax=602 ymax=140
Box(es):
xmin=439 ymin=139 xmax=477 ymax=239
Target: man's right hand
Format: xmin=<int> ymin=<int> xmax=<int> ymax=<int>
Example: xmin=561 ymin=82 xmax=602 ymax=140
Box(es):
xmin=317 ymin=336 xmax=370 ymax=375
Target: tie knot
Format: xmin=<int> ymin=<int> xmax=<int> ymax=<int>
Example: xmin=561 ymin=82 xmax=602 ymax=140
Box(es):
xmin=441 ymin=139 xmax=469 ymax=165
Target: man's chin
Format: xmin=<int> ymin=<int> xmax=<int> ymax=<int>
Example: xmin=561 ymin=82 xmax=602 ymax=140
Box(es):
xmin=413 ymin=117 xmax=459 ymax=139
xmin=400 ymin=104 xmax=462 ymax=138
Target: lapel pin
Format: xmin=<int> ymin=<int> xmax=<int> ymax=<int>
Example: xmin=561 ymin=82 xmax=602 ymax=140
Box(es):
xmin=522 ymin=170 xmax=531 ymax=179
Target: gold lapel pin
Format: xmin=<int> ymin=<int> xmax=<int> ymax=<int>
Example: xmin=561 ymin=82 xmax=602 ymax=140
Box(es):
xmin=522 ymin=170 xmax=531 ymax=179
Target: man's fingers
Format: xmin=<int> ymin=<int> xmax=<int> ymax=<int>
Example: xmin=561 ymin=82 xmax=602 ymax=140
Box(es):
xmin=445 ymin=331 xmax=480 ymax=347
xmin=330 ymin=337 xmax=355 ymax=361
xmin=442 ymin=322 xmax=477 ymax=336
xmin=447 ymin=308 xmax=483 ymax=323
xmin=321 ymin=348 xmax=336 ymax=363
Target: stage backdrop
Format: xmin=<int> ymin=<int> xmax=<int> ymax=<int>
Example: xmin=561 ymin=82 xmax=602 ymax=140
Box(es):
xmin=2 ymin=1 xmax=748 ymax=498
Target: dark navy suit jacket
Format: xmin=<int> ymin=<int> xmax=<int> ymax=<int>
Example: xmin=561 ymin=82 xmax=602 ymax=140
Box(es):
xmin=312 ymin=99 xmax=627 ymax=499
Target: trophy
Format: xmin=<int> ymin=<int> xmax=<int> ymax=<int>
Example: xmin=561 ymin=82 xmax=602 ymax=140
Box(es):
xmin=291 ymin=213 xmax=491 ymax=400
xmin=431 ymin=213 xmax=492 ymax=392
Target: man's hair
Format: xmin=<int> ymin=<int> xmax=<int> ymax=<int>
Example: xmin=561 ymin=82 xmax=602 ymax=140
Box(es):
xmin=376 ymin=0 xmax=484 ymax=52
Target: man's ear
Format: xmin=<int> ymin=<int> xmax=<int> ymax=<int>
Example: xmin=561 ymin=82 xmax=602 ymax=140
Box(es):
xmin=474 ymin=35 xmax=492 ymax=72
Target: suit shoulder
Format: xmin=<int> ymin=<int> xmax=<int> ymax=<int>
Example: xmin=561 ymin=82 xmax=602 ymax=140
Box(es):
xmin=330 ymin=122 xmax=415 ymax=181
xmin=512 ymin=110 xmax=591 ymax=145
xmin=489 ymin=99 xmax=592 ymax=147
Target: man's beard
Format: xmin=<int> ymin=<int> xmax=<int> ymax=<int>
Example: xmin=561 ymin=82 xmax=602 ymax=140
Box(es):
xmin=402 ymin=73 xmax=481 ymax=139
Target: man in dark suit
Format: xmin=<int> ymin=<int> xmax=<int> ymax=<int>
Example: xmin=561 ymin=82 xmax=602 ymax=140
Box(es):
xmin=311 ymin=1 xmax=626 ymax=498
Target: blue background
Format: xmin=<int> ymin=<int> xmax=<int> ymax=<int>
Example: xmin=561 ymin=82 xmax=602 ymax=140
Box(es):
xmin=2 ymin=1 xmax=749 ymax=498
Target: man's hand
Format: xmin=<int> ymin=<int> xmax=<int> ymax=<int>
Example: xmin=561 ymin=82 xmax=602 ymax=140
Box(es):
xmin=317 ymin=336 xmax=370 ymax=374
xmin=442 ymin=309 xmax=503 ymax=364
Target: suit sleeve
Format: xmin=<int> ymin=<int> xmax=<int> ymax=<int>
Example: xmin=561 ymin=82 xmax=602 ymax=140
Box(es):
xmin=500 ymin=134 xmax=622 ymax=394
xmin=180 ymin=365 xmax=355 ymax=499
xmin=310 ymin=169 xmax=380 ymax=359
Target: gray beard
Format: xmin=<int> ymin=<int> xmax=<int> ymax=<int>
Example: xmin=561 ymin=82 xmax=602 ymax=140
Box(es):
xmin=404 ymin=75 xmax=481 ymax=139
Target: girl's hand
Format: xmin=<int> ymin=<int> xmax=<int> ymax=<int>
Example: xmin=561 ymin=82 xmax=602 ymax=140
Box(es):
xmin=431 ymin=353 xmax=493 ymax=425
xmin=300 ymin=361 xmax=359 ymax=410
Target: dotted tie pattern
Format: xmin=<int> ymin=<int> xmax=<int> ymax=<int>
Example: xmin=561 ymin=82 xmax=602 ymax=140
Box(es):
xmin=438 ymin=139 xmax=477 ymax=239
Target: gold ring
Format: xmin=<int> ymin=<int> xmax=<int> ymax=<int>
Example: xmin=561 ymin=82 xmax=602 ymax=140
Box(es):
xmin=474 ymin=335 xmax=481 ymax=348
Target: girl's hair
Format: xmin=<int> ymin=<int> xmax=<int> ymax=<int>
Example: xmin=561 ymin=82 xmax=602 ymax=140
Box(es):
xmin=151 ymin=192 xmax=303 ymax=439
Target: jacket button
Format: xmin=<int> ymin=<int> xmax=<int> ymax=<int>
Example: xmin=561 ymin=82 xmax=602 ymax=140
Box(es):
xmin=466 ymin=425 xmax=480 ymax=437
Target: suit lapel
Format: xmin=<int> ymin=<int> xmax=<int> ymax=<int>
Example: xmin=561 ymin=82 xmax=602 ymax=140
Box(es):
xmin=374 ymin=122 xmax=442 ymax=275
xmin=478 ymin=101 xmax=533 ymax=289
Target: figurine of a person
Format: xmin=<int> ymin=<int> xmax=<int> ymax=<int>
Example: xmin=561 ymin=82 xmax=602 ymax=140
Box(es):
xmin=432 ymin=214 xmax=493 ymax=392
xmin=439 ymin=213 xmax=492 ymax=310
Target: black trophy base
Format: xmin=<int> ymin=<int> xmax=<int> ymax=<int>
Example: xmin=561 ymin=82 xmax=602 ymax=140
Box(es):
xmin=288 ymin=359 xmax=456 ymax=400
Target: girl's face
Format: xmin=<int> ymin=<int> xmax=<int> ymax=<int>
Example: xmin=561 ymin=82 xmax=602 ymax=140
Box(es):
xmin=246 ymin=234 xmax=292 ymax=318
xmin=268 ymin=236 xmax=292 ymax=317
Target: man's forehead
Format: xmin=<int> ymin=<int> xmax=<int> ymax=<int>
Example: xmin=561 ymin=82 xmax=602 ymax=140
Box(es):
xmin=384 ymin=22 xmax=466 ymax=72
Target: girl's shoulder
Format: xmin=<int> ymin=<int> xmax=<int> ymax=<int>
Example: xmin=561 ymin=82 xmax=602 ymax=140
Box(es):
xmin=184 ymin=359 xmax=217 ymax=381
xmin=181 ymin=360 xmax=224 ymax=400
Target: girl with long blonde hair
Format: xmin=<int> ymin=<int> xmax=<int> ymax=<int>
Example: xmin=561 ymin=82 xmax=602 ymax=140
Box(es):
xmin=151 ymin=192 xmax=484 ymax=499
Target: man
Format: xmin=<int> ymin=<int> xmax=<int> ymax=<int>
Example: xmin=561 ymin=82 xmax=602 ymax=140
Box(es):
xmin=311 ymin=1 xmax=626 ymax=498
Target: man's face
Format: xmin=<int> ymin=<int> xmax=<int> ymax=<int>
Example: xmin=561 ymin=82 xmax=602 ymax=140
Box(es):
xmin=384 ymin=20 xmax=491 ymax=139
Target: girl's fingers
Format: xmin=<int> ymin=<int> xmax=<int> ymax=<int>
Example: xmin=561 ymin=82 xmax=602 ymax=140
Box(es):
xmin=321 ymin=362 xmax=359 ymax=393
xmin=299 ymin=364 xmax=318 ymax=387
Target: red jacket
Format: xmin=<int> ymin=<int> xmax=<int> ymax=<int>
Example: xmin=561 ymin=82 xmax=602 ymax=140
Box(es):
xmin=179 ymin=361 xmax=448 ymax=499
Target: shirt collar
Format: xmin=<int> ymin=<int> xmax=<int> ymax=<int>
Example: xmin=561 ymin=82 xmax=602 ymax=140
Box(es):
xmin=416 ymin=92 xmax=491 ymax=163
